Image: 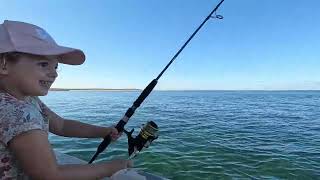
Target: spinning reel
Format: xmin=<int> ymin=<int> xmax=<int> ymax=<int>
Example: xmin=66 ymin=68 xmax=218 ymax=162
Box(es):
xmin=124 ymin=121 xmax=159 ymax=158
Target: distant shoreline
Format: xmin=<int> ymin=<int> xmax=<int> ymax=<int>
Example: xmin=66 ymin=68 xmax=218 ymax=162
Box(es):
xmin=50 ymin=88 xmax=320 ymax=92
xmin=50 ymin=88 xmax=140 ymax=91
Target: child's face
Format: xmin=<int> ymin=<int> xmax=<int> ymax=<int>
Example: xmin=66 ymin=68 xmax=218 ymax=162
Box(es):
xmin=4 ymin=54 xmax=58 ymax=100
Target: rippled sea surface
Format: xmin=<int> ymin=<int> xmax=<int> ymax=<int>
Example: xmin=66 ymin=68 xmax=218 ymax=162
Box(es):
xmin=41 ymin=91 xmax=320 ymax=180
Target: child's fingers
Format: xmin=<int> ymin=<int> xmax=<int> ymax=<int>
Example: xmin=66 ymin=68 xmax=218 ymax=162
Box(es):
xmin=110 ymin=129 xmax=122 ymax=141
xmin=111 ymin=133 xmax=119 ymax=140
xmin=109 ymin=126 xmax=124 ymax=140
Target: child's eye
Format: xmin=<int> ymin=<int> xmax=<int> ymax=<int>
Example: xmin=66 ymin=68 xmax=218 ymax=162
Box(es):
xmin=38 ymin=62 xmax=49 ymax=67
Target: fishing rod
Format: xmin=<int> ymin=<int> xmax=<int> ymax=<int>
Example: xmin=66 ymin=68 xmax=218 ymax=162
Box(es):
xmin=89 ymin=0 xmax=225 ymax=164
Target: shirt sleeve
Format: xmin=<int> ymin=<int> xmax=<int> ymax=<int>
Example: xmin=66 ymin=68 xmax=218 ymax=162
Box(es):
xmin=34 ymin=97 xmax=49 ymax=114
xmin=33 ymin=97 xmax=50 ymax=123
xmin=0 ymin=99 xmax=46 ymax=146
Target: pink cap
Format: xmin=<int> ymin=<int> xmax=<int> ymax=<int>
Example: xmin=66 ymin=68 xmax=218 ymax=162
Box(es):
xmin=0 ymin=20 xmax=85 ymax=65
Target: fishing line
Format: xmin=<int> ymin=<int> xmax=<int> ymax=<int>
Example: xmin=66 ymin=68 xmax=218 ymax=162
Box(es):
xmin=89 ymin=0 xmax=226 ymax=164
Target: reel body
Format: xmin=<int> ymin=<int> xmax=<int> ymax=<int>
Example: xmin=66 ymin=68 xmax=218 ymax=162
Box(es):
xmin=124 ymin=121 xmax=159 ymax=157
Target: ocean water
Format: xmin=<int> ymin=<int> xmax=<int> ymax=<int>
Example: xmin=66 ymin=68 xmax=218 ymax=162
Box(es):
xmin=41 ymin=91 xmax=320 ymax=180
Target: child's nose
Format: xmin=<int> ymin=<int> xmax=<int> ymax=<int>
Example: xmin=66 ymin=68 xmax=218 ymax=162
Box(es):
xmin=48 ymin=69 xmax=58 ymax=79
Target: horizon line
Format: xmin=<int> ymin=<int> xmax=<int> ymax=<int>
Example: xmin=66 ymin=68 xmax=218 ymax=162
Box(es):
xmin=50 ymin=88 xmax=320 ymax=91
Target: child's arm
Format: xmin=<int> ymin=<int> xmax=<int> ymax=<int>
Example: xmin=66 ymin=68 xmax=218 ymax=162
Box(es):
xmin=45 ymin=105 xmax=115 ymax=138
xmin=9 ymin=129 xmax=131 ymax=180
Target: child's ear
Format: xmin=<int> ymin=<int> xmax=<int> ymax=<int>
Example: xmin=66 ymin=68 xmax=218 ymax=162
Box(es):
xmin=0 ymin=55 xmax=9 ymax=75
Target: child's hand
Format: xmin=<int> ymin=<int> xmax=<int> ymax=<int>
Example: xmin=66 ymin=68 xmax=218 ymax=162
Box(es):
xmin=109 ymin=126 xmax=123 ymax=141
xmin=110 ymin=159 xmax=133 ymax=174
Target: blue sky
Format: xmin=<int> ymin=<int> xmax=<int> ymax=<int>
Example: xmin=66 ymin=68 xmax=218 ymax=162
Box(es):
xmin=1 ymin=0 xmax=319 ymax=90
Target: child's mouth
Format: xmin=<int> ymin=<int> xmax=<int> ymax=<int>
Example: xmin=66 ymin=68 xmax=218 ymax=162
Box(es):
xmin=39 ymin=80 xmax=53 ymax=89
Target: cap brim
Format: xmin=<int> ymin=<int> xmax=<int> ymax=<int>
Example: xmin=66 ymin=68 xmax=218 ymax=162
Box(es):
xmin=16 ymin=45 xmax=85 ymax=65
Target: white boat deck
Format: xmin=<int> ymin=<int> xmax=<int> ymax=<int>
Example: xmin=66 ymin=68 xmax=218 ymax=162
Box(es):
xmin=54 ymin=150 xmax=168 ymax=180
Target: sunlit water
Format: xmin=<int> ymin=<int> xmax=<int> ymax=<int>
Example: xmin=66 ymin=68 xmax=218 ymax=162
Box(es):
xmin=41 ymin=91 xmax=320 ymax=180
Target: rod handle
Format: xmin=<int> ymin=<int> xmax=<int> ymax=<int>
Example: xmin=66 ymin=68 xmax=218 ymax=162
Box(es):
xmin=88 ymin=135 xmax=112 ymax=164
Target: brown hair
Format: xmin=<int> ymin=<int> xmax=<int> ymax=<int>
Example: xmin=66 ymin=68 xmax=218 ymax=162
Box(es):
xmin=1 ymin=52 xmax=21 ymax=64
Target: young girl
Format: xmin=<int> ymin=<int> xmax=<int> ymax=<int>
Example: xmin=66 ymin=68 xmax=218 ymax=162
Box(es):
xmin=0 ymin=20 xmax=132 ymax=179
